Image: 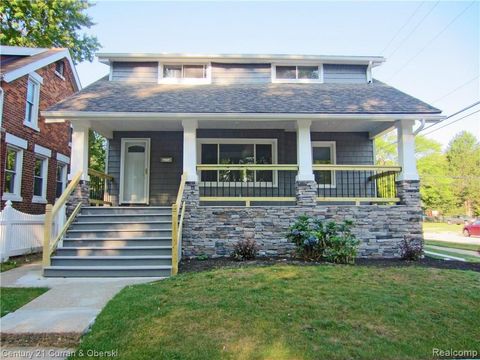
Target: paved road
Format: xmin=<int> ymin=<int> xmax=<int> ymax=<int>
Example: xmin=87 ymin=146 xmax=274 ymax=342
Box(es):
xmin=424 ymin=231 xmax=480 ymax=245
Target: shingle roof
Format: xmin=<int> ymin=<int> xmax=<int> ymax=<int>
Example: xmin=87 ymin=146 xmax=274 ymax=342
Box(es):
xmin=47 ymin=77 xmax=441 ymax=114
xmin=0 ymin=48 xmax=64 ymax=77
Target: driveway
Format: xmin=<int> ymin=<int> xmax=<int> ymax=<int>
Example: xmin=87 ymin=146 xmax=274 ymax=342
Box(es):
xmin=424 ymin=231 xmax=480 ymax=245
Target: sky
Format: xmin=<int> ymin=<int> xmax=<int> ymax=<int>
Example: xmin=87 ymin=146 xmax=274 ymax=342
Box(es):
xmin=76 ymin=0 xmax=480 ymax=148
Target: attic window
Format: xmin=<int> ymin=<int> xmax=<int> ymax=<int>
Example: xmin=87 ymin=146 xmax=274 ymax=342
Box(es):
xmin=160 ymin=64 xmax=210 ymax=84
xmin=273 ymin=65 xmax=322 ymax=83
xmin=55 ymin=61 xmax=65 ymax=78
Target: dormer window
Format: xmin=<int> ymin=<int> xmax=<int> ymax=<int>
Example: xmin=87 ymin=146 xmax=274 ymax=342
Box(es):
xmin=160 ymin=63 xmax=210 ymax=84
xmin=272 ymin=65 xmax=323 ymax=83
xmin=55 ymin=60 xmax=65 ymax=78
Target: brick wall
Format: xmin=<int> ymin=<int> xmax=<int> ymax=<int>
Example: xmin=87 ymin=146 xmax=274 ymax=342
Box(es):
xmin=0 ymin=58 xmax=77 ymax=214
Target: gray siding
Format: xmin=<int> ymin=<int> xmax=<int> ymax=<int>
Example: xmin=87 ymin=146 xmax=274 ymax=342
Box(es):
xmin=107 ymin=130 xmax=374 ymax=206
xmin=323 ymin=64 xmax=368 ymax=84
xmin=211 ymin=63 xmax=271 ymax=84
xmin=111 ymin=62 xmax=158 ymax=82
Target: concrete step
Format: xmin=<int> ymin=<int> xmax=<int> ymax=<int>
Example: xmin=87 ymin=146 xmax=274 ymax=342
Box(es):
xmin=70 ymin=221 xmax=171 ymax=231
xmin=76 ymin=213 xmax=172 ymax=223
xmin=81 ymin=207 xmax=171 ymax=216
xmin=65 ymin=229 xmax=171 ymax=239
xmin=43 ymin=265 xmax=172 ymax=277
xmin=62 ymin=237 xmax=172 ymax=247
xmin=55 ymin=246 xmax=172 ymax=256
xmin=51 ymin=256 xmax=172 ymax=266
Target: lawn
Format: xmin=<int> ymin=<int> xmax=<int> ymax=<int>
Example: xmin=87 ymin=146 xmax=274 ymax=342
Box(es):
xmin=0 ymin=253 xmax=42 ymax=272
xmin=422 ymin=222 xmax=463 ymax=234
xmin=71 ymin=265 xmax=480 ymax=360
xmin=1 ymin=287 xmax=49 ymax=317
xmin=425 ymin=239 xmax=480 ymax=252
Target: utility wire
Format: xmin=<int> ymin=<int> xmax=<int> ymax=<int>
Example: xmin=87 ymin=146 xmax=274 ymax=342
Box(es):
xmin=432 ymin=75 xmax=480 ymax=103
xmin=421 ymin=100 xmax=480 ymax=133
xmin=389 ymin=1 xmax=476 ymax=80
xmin=387 ymin=1 xmax=440 ymax=59
xmin=422 ymin=109 xmax=480 ymax=136
xmin=380 ymin=2 xmax=425 ymax=54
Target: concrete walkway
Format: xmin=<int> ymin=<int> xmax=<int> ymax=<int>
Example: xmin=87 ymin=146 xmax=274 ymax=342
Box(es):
xmin=426 ymin=245 xmax=480 ymax=258
xmin=0 ymin=262 xmax=162 ymax=346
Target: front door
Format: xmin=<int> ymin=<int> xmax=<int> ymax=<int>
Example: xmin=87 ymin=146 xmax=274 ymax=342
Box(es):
xmin=120 ymin=138 xmax=150 ymax=204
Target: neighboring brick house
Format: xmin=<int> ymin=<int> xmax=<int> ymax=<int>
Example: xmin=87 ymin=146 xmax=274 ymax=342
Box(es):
xmin=0 ymin=46 xmax=81 ymax=214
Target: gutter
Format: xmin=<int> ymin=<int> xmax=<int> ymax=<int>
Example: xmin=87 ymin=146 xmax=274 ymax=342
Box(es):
xmin=413 ymin=119 xmax=426 ymax=135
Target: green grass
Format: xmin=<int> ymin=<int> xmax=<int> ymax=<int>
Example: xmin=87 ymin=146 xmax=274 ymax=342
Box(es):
xmin=1 ymin=287 xmax=49 ymax=317
xmin=0 ymin=253 xmax=42 ymax=272
xmin=425 ymin=240 xmax=480 ymax=252
xmin=422 ymin=222 xmax=463 ymax=234
xmin=424 ymin=247 xmax=480 ymax=263
xmin=71 ymin=265 xmax=480 ymax=360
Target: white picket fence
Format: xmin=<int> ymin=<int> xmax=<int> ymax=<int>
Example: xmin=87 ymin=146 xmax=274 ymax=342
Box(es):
xmin=0 ymin=200 xmax=66 ymax=262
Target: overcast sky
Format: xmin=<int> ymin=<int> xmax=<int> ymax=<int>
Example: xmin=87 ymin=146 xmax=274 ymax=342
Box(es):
xmin=76 ymin=1 xmax=479 ymax=148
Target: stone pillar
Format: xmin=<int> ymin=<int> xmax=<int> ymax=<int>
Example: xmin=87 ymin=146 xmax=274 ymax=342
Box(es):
xmin=296 ymin=180 xmax=317 ymax=206
xmin=396 ymin=180 xmax=423 ymax=255
xmin=183 ymin=181 xmax=200 ymax=208
xmin=396 ymin=180 xmax=421 ymax=207
xmin=66 ymin=180 xmax=90 ymax=216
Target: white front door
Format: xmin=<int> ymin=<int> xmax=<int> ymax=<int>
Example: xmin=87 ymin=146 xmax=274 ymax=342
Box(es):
xmin=120 ymin=139 xmax=150 ymax=204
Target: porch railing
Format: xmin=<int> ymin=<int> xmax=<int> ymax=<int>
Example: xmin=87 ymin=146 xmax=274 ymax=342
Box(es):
xmin=43 ymin=171 xmax=83 ymax=268
xmin=197 ymin=164 xmax=298 ymax=206
xmin=171 ymin=173 xmax=187 ymax=275
xmin=88 ymin=168 xmax=114 ymax=206
xmin=197 ymin=164 xmax=401 ymax=205
xmin=313 ymin=164 xmax=401 ymax=204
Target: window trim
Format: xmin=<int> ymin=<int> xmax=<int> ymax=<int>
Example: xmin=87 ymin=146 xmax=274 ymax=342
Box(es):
xmin=197 ymin=138 xmax=278 ymax=187
xmin=158 ymin=62 xmax=211 ymax=84
xmin=32 ymin=155 xmax=48 ymax=203
xmin=272 ymin=64 xmax=324 ymax=84
xmin=312 ymin=141 xmax=336 ymax=188
xmin=54 ymin=60 xmax=65 ymax=80
xmin=55 ymin=162 xmax=68 ymax=199
xmin=2 ymin=145 xmax=23 ymax=202
xmin=23 ymin=75 xmax=41 ymax=131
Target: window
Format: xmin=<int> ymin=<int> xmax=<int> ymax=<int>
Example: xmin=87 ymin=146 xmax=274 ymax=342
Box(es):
xmin=56 ymin=163 xmax=68 ymax=198
xmin=312 ymin=141 xmax=336 ymax=187
xmin=198 ymin=139 xmax=277 ymax=184
xmin=3 ymin=146 xmax=23 ymax=201
xmin=24 ymin=77 xmax=40 ymax=129
xmin=273 ymin=65 xmax=322 ymax=83
xmin=33 ymin=156 xmax=48 ymax=201
xmin=55 ymin=61 xmax=65 ymax=77
xmin=160 ymin=64 xmax=210 ymax=83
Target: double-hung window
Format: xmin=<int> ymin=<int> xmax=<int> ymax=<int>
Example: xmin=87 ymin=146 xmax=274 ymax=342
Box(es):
xmin=312 ymin=141 xmax=336 ymax=187
xmin=3 ymin=146 xmax=23 ymax=201
xmin=273 ymin=65 xmax=322 ymax=83
xmin=33 ymin=156 xmax=48 ymax=202
xmin=160 ymin=64 xmax=210 ymax=83
xmin=56 ymin=162 xmax=68 ymax=198
xmin=24 ymin=76 xmax=41 ymax=130
xmin=199 ymin=139 xmax=277 ymax=185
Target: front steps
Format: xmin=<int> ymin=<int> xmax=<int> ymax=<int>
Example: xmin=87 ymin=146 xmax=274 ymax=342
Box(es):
xmin=43 ymin=207 xmax=173 ymax=277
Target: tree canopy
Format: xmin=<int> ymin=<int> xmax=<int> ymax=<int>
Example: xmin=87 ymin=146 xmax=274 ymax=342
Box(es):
xmin=0 ymin=0 xmax=100 ymax=63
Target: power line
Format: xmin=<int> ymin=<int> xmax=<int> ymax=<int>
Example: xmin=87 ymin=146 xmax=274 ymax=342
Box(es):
xmin=421 ymin=100 xmax=480 ymax=133
xmin=422 ymin=109 xmax=480 ymax=136
xmin=389 ymin=1 xmax=476 ymax=80
xmin=380 ymin=2 xmax=425 ymax=54
xmin=432 ymin=75 xmax=480 ymax=103
xmin=387 ymin=1 xmax=440 ymax=59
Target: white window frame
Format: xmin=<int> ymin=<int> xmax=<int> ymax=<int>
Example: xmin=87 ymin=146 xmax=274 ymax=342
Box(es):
xmin=54 ymin=60 xmax=65 ymax=80
xmin=2 ymin=145 xmax=23 ymax=202
xmin=24 ymin=74 xmax=41 ymax=131
xmin=32 ymin=155 xmax=48 ymax=203
xmin=312 ymin=141 xmax=336 ymax=188
xmin=55 ymin=161 xmax=68 ymax=199
xmin=158 ymin=63 xmax=211 ymax=84
xmin=272 ymin=64 xmax=324 ymax=84
xmin=197 ymin=138 xmax=278 ymax=187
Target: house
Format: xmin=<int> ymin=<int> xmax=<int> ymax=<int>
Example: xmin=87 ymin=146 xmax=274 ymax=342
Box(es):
xmin=40 ymin=53 xmax=443 ymax=277
xmin=0 ymin=46 xmax=81 ymax=214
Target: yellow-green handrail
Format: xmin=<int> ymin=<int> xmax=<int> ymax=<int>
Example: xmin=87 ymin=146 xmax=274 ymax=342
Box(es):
xmin=43 ymin=171 xmax=82 ymax=267
xmin=88 ymin=168 xmax=114 ymax=181
xmin=197 ymin=164 xmax=299 ymax=171
xmin=312 ymin=164 xmax=401 ymax=172
xmin=171 ymin=173 xmax=187 ymax=275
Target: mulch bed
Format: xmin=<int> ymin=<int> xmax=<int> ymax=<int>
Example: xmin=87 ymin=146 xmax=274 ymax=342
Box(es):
xmin=180 ymin=256 xmax=480 ymax=273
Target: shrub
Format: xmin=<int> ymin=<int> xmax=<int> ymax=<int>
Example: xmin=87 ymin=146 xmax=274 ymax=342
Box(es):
xmin=401 ymin=237 xmax=423 ymax=260
xmin=231 ymin=239 xmax=259 ymax=261
xmin=286 ymin=215 xmax=359 ymax=264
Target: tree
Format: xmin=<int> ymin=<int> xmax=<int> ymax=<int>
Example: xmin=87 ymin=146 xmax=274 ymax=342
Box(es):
xmin=88 ymin=130 xmax=106 ymax=172
xmin=0 ymin=0 xmax=100 ymax=63
xmin=445 ymin=131 xmax=480 ymax=216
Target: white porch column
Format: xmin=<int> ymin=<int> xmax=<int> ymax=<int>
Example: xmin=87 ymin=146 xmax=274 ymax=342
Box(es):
xmin=69 ymin=122 xmax=90 ymax=181
xmin=296 ymin=119 xmax=315 ymax=181
xmin=182 ymin=119 xmax=198 ymax=182
xmin=396 ymin=119 xmax=419 ymax=181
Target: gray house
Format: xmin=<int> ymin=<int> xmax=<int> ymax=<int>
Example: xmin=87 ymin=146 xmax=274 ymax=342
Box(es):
xmin=41 ymin=53 xmax=443 ymax=277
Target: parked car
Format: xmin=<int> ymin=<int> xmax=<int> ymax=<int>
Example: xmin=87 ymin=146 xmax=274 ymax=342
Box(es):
xmin=445 ymin=216 xmax=474 ymax=225
xmin=463 ymin=220 xmax=480 ymax=237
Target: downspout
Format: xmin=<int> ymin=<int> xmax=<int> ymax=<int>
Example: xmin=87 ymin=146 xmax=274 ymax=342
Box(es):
xmin=0 ymin=85 xmax=5 ymax=205
xmin=413 ymin=119 xmax=425 ymax=135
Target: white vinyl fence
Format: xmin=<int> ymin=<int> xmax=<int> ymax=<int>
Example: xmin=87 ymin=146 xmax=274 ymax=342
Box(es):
xmin=0 ymin=200 xmax=61 ymax=262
